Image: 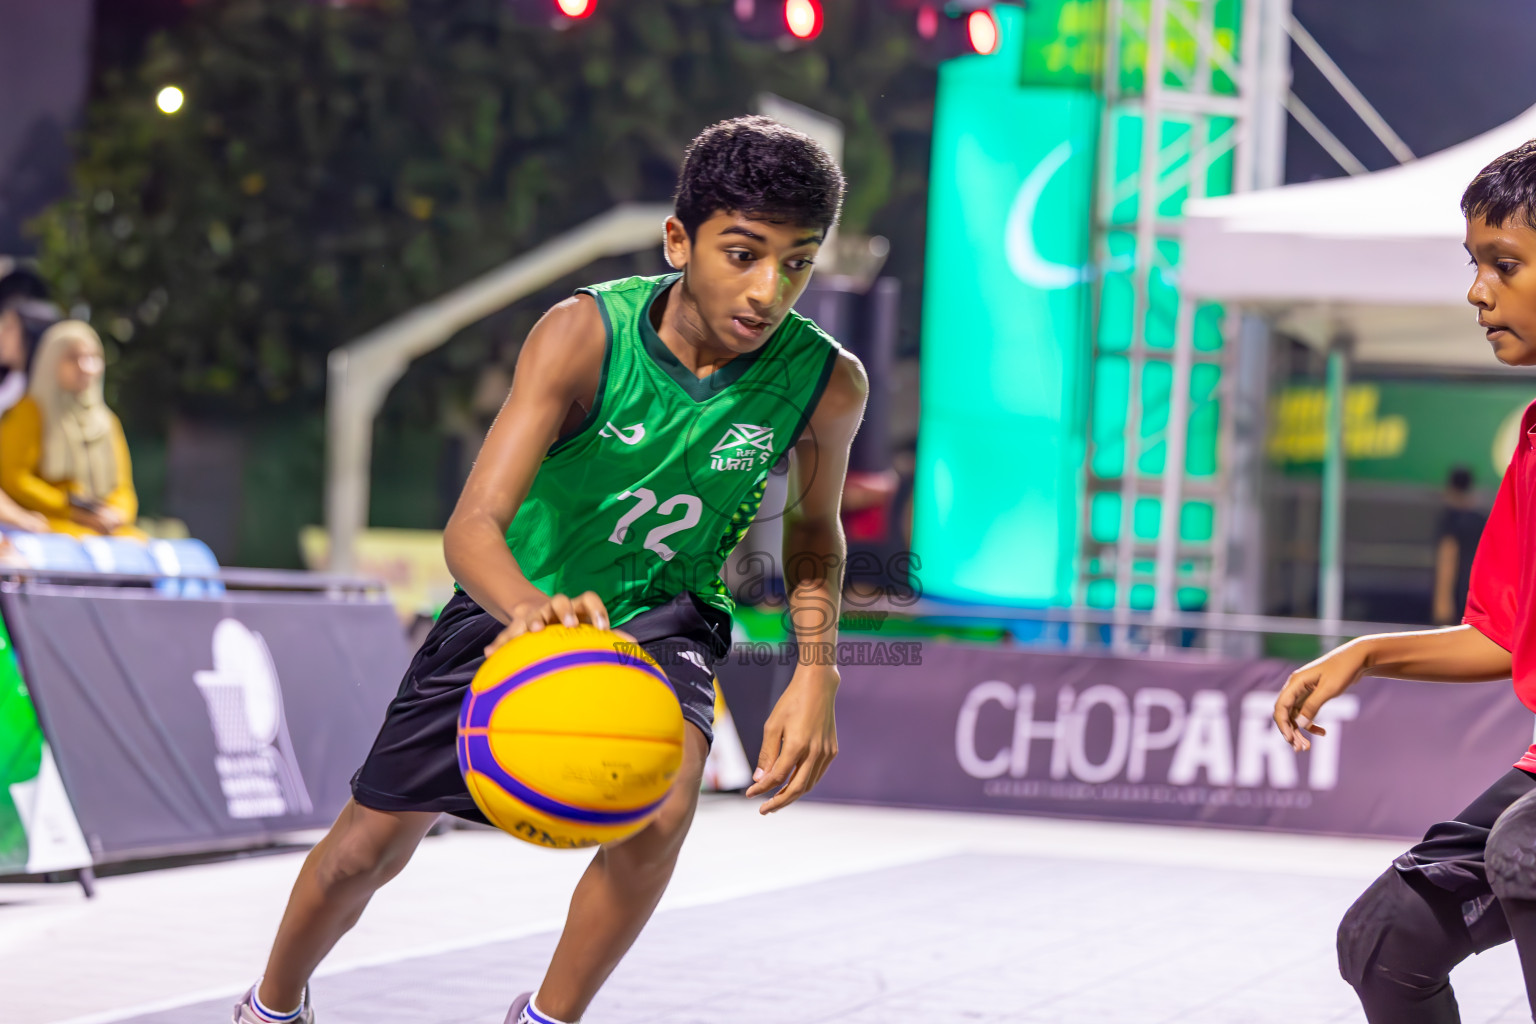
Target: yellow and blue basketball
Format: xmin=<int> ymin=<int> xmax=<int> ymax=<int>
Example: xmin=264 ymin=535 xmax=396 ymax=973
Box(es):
xmin=456 ymin=624 xmax=684 ymax=849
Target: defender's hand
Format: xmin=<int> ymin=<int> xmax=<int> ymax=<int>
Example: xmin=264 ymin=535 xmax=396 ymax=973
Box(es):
xmin=1273 ymin=639 xmax=1373 ymax=752
xmin=484 ymin=591 xmax=631 ymax=656
xmin=746 ymin=665 xmax=839 ymax=814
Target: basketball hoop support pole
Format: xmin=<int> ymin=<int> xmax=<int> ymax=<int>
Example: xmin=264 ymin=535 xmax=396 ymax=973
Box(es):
xmin=325 ymin=203 xmax=672 ymax=574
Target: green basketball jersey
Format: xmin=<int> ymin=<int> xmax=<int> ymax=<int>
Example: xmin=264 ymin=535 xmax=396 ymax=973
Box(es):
xmin=503 ymin=273 xmax=840 ymax=628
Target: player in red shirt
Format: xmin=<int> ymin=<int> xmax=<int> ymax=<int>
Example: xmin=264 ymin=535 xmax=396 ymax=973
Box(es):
xmin=1274 ymin=139 xmax=1536 ymax=1022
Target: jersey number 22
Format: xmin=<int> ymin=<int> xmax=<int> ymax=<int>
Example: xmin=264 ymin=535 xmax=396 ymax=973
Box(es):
xmin=608 ymin=487 xmax=702 ymax=561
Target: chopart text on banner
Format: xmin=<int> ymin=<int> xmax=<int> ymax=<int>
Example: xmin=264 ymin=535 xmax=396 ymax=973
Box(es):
xmin=805 ymin=644 xmax=1533 ymax=838
xmin=955 ymin=682 xmax=1359 ymax=791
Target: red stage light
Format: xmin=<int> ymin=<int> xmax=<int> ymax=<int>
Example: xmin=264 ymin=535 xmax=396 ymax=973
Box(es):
xmin=556 ymin=0 xmax=595 ymax=18
xmin=916 ymin=5 xmax=939 ymax=40
xmin=784 ymin=0 xmax=822 ymax=40
xmin=966 ymin=9 xmax=999 ymax=55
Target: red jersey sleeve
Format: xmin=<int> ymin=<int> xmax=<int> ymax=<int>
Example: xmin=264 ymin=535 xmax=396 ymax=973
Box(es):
xmin=1464 ymin=419 xmax=1525 ymax=651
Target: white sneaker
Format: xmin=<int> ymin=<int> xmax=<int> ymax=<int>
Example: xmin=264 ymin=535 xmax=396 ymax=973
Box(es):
xmin=504 ymin=991 xmax=532 ymax=1024
xmin=231 ymin=984 xmax=314 ymax=1024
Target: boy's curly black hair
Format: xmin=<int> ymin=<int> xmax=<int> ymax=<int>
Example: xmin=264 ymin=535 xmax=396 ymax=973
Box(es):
xmin=1464 ymin=139 xmax=1536 ymax=229
xmin=673 ymin=116 xmax=845 ymax=239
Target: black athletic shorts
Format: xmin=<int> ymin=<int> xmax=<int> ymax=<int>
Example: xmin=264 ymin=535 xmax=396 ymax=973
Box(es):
xmin=351 ymin=590 xmax=732 ymax=823
xmin=1388 ymin=767 xmax=1536 ymax=928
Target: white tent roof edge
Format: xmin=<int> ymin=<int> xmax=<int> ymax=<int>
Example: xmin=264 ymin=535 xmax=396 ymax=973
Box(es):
xmin=1180 ymin=103 xmax=1536 ymax=366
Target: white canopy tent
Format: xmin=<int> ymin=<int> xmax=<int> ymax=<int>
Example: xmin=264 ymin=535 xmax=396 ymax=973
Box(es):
xmin=1184 ymin=102 xmax=1536 ymax=366
xmin=1178 ymin=103 xmax=1536 ymax=632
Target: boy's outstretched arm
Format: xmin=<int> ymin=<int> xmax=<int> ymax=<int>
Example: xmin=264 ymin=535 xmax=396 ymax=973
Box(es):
xmin=1274 ymin=625 xmax=1512 ymax=752
xmin=746 ymin=349 xmax=869 ymax=814
xmin=444 ymin=295 xmax=613 ymax=641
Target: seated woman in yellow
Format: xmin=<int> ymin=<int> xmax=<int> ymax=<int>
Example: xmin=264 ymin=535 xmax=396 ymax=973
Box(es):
xmin=0 ymin=321 xmax=142 ymax=538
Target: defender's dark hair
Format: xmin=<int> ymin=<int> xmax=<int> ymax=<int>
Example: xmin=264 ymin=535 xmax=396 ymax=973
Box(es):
xmin=673 ymin=116 xmax=845 ymax=239
xmin=1448 ymin=465 xmax=1474 ymax=494
xmin=1463 ymin=139 xmax=1536 ymax=229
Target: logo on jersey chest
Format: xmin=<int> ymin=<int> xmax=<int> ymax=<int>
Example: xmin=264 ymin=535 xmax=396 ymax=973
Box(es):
xmin=710 ymin=422 xmax=775 ymax=471
xmin=599 ymin=421 xmax=646 ymax=445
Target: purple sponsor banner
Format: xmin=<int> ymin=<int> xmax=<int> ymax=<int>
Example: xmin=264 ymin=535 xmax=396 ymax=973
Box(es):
xmin=3 ymin=584 xmax=409 ymax=861
xmin=809 ymin=644 xmax=1535 ymax=838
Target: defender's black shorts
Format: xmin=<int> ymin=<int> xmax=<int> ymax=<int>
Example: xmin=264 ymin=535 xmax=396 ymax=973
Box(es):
xmin=351 ymin=590 xmax=732 ymax=822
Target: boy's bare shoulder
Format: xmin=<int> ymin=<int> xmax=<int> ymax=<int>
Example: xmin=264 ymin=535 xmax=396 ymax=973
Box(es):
xmin=515 ymin=293 xmax=607 ymax=391
xmin=812 ymin=347 xmax=869 ymax=421
xmin=533 ymin=293 xmax=606 ymax=351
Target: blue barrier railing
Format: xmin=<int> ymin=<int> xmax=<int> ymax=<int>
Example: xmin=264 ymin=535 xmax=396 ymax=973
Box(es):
xmin=6 ymin=534 xmax=224 ymax=598
xmin=0 ymin=533 xmax=385 ymax=598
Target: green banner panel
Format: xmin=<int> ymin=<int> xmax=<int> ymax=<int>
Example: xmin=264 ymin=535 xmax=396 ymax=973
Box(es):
xmin=916 ymin=4 xmax=1098 ymax=605
xmin=1271 ymin=380 xmax=1536 ymax=487
xmin=0 ymin=611 xmax=88 ymax=876
xmin=1020 ymin=0 xmax=1242 ymax=95
xmin=0 ymin=625 xmax=42 ymax=873
xmin=1021 ymin=0 xmax=1104 ymax=88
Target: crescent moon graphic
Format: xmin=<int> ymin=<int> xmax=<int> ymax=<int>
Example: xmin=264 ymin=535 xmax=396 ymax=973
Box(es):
xmin=1006 ymin=141 xmax=1089 ymax=291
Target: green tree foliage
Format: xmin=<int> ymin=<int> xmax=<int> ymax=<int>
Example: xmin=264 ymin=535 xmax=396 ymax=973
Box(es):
xmin=32 ymin=0 xmax=934 ymax=428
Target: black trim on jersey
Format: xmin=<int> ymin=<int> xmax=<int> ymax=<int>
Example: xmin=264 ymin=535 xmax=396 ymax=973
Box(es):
xmin=640 ymin=275 xmax=778 ymax=403
xmin=786 ymin=344 xmax=840 ymax=453
xmin=549 ymin=290 xmax=615 ymax=456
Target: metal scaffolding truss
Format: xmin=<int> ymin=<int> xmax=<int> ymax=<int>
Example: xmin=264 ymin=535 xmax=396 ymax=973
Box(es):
xmin=1078 ymin=0 xmax=1421 ymax=647
xmin=1080 ymin=0 xmax=1290 ymax=643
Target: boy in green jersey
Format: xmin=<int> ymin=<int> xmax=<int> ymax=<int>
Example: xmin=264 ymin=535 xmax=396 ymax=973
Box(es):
xmin=235 ymin=117 xmax=868 ymax=1024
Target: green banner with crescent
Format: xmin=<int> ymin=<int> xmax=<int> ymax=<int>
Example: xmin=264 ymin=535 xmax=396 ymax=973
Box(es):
xmin=915 ymin=4 xmax=1098 ymax=605
xmin=917 ymin=1 xmax=1243 ymax=610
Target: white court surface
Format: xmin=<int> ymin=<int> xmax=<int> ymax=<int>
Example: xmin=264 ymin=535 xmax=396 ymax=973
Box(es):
xmin=1 ymin=797 xmax=1530 ymax=1024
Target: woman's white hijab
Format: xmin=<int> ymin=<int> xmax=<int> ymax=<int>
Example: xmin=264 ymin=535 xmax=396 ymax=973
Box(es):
xmin=29 ymin=320 xmax=116 ymax=500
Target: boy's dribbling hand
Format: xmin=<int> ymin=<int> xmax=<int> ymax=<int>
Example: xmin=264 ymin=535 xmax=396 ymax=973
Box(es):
xmin=1273 ymin=639 xmax=1373 ymax=753
xmin=484 ymin=591 xmax=634 ymax=657
xmin=746 ymin=664 xmax=839 ymax=814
